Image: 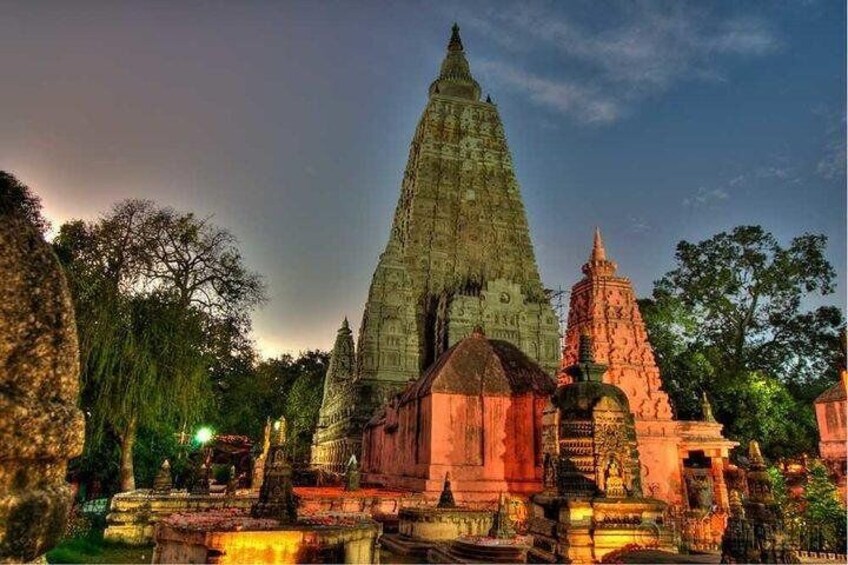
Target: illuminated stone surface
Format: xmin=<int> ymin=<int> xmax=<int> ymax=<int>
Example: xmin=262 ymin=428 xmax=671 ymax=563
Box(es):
xmin=361 ymin=328 xmax=554 ymax=500
xmin=528 ymin=336 xmax=675 ymax=563
xmin=814 ymin=368 xmax=846 ymax=500
xmin=152 ymin=510 xmax=380 ymax=564
xmin=105 ymin=487 xmax=421 ymax=545
xmin=312 ymin=24 xmax=559 ymax=472
xmin=0 ymin=213 xmax=85 ymax=561
xmin=560 ymin=231 xmax=737 ymax=552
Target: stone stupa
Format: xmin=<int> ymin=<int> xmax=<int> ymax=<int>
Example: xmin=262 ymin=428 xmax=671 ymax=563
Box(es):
xmin=528 ymin=334 xmax=675 ymax=563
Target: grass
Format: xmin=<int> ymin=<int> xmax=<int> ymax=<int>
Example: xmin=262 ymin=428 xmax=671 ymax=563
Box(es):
xmin=46 ymin=534 xmax=152 ymax=564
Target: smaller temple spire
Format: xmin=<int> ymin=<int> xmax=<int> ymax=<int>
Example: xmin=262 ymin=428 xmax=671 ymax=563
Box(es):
xmin=566 ymin=334 xmax=607 ymax=383
xmin=592 ymin=227 xmax=607 ymax=262
xmin=582 ymin=227 xmax=617 ymax=278
xmin=437 ymin=472 xmax=457 ymax=508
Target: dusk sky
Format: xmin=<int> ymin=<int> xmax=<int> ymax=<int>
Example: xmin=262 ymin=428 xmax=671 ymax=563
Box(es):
xmin=2 ymin=1 xmax=845 ymax=357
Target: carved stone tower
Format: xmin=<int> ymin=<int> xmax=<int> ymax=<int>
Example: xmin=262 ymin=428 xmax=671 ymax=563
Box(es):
xmin=312 ymin=25 xmax=560 ymax=470
xmin=311 ymin=318 xmax=361 ymax=471
xmin=356 ymin=23 xmax=559 ymax=402
xmin=560 ymin=228 xmax=673 ymax=421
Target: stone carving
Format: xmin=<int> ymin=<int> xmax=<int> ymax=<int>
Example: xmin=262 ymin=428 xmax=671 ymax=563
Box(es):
xmin=225 ymin=465 xmax=238 ymax=496
xmin=559 ymin=229 xmax=674 ymax=421
xmin=0 ymin=209 xmax=85 ymax=561
xmin=344 ymin=454 xmax=360 ymax=492
xmin=252 ymin=418 xmax=298 ymax=523
xmin=437 ymin=472 xmax=457 ymax=509
xmin=153 ymin=460 xmax=173 ymax=494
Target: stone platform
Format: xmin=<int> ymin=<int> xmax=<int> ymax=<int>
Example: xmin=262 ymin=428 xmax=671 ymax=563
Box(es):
xmin=381 ymin=507 xmax=493 ymax=559
xmin=427 ymin=536 xmax=531 ymax=564
xmin=152 ymin=509 xmax=380 ymax=564
xmin=105 ymin=486 xmax=423 ymax=545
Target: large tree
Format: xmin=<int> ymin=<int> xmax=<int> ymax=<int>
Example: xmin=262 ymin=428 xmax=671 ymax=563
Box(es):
xmin=642 ymin=226 xmax=843 ymax=457
xmin=55 ymin=199 xmax=265 ymax=491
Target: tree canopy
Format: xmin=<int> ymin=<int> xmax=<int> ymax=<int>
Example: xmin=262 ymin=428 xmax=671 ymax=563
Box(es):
xmin=55 ymin=199 xmax=266 ymax=491
xmin=641 ymin=225 xmax=844 ymax=458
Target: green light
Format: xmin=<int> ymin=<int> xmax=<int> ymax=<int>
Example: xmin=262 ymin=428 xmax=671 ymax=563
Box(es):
xmin=194 ymin=427 xmax=214 ymax=444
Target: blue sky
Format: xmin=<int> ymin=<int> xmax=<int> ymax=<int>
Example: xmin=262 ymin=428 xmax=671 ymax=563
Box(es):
xmin=1 ymin=1 xmax=844 ymax=356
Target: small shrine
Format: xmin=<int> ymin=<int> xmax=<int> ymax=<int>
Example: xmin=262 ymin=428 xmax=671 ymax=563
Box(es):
xmin=527 ymin=334 xmax=675 ymax=563
xmin=361 ymin=327 xmax=555 ymax=501
xmin=251 ymin=417 xmax=298 ymax=523
xmin=381 ymin=473 xmax=494 ymax=559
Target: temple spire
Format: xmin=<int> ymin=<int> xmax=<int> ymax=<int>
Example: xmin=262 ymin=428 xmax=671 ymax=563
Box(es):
xmin=592 ymin=227 xmax=607 ymax=262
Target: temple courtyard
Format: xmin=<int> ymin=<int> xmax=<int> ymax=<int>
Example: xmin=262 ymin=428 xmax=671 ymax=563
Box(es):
xmin=2 ymin=5 xmax=846 ymax=565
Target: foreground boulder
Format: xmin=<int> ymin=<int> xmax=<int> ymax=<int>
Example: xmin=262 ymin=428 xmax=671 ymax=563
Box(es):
xmin=0 ymin=213 xmax=85 ymax=561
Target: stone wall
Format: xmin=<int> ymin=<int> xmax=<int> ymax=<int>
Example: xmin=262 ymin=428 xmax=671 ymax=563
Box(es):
xmin=104 ymin=491 xmax=255 ymax=546
xmin=0 ymin=215 xmax=85 ymax=561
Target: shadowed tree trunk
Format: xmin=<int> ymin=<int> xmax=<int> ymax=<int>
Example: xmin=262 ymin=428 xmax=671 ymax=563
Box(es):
xmin=119 ymin=416 xmax=137 ymax=491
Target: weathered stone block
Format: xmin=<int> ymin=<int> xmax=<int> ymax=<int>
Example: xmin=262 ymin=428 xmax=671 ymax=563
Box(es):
xmin=0 ymin=215 xmax=85 ymax=562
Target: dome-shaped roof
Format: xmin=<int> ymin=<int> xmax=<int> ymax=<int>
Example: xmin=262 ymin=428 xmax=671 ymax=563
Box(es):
xmin=555 ymin=381 xmax=632 ymax=419
xmin=398 ymin=328 xmax=555 ymax=403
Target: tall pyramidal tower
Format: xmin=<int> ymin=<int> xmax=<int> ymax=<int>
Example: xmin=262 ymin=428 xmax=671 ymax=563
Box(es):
xmin=312 ymin=25 xmax=560 ymax=470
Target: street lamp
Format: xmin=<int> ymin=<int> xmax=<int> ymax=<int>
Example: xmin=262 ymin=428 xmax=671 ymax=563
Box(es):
xmin=195 ymin=426 xmax=214 ymax=445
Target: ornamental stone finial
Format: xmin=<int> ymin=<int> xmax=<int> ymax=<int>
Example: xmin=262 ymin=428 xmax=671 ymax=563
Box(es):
xmin=448 ymin=22 xmax=463 ymax=51
xmin=702 ymin=392 xmax=716 ymax=422
xmin=592 ymin=227 xmax=607 ymax=262
xmin=437 ymin=472 xmax=457 ymax=508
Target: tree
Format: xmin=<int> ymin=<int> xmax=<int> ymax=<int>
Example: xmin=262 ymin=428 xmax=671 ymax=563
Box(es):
xmin=0 ymin=171 xmax=50 ymax=233
xmin=801 ymin=461 xmax=846 ymax=551
xmin=642 ymin=226 xmax=844 ymax=457
xmin=214 ymin=350 xmax=329 ymax=463
xmin=54 ymin=200 xmax=265 ymax=491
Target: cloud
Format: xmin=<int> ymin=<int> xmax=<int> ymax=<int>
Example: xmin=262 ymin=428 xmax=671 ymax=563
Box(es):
xmin=461 ymin=2 xmax=779 ymax=124
xmin=478 ymin=61 xmax=621 ymax=124
xmin=683 ymin=186 xmax=729 ymax=207
xmin=630 ymin=216 xmax=651 ymax=232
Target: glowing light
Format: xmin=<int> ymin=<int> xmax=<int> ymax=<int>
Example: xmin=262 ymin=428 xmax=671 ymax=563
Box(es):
xmin=195 ymin=427 xmax=214 ymax=444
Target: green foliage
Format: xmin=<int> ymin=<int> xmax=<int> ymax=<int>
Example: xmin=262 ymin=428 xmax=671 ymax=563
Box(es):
xmin=801 ymin=461 xmax=847 ymax=552
xmin=803 ymin=461 xmax=844 ymax=523
xmin=214 ymin=350 xmax=329 ymax=463
xmin=642 ymin=226 xmax=844 ymax=459
xmin=54 ymin=199 xmax=265 ymax=492
xmin=46 ymin=531 xmax=152 ymax=565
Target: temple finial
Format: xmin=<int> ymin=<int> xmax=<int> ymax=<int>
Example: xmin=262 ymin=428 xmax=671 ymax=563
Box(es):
xmin=429 ymin=22 xmax=480 ymax=100
xmin=592 ymin=227 xmax=607 ymax=262
xmin=341 ymin=317 xmax=350 ymax=330
xmin=749 ymin=440 xmax=765 ymax=466
xmin=449 ymin=22 xmax=463 ymax=52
